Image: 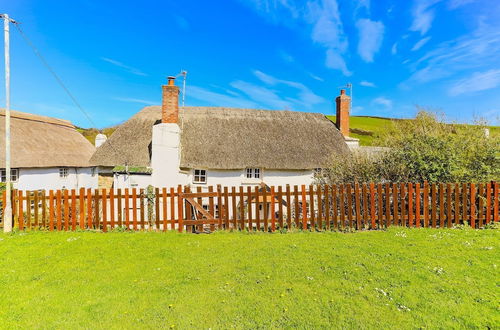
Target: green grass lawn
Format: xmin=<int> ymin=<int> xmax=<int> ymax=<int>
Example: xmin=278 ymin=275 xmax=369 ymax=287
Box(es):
xmin=0 ymin=228 xmax=498 ymax=329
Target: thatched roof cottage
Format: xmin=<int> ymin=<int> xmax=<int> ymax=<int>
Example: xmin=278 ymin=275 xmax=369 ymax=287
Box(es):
xmin=0 ymin=109 xmax=98 ymax=190
xmin=91 ymin=77 xmax=352 ymax=189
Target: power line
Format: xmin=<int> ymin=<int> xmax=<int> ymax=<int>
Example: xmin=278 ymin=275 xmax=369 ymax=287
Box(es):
xmin=13 ymin=22 xmax=125 ymax=164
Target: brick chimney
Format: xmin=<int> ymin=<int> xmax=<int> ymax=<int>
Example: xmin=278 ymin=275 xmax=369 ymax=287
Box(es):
xmin=335 ymin=89 xmax=350 ymax=137
xmin=161 ymin=76 xmax=180 ymax=124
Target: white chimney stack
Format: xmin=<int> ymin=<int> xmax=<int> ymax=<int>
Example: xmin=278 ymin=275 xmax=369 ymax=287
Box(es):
xmin=95 ymin=133 xmax=107 ymax=148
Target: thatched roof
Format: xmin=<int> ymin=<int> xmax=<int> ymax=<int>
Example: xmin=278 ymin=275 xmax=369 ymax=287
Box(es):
xmin=91 ymin=106 xmax=350 ymax=170
xmin=0 ymin=109 xmax=96 ymax=168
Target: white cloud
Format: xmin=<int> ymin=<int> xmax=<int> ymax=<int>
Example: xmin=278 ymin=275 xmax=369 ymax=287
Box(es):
xmin=326 ymin=50 xmax=352 ymax=76
xmin=411 ymin=36 xmax=431 ymax=51
xmin=356 ymin=19 xmax=385 ymax=62
xmin=448 ymin=69 xmax=500 ymax=96
xmin=101 ymin=57 xmax=147 ymax=76
xmin=447 ymin=0 xmax=476 ymax=9
xmin=253 ymin=70 xmax=325 ymax=107
xmin=391 ymin=42 xmax=398 ymax=55
xmin=188 ymin=86 xmax=258 ymax=108
xmin=240 ymin=0 xmax=351 ymax=76
xmin=308 ymin=72 xmax=325 ymax=82
xmin=410 ymin=0 xmax=442 ymax=35
xmin=231 ymin=80 xmax=293 ymax=109
xmin=114 ymin=97 xmax=155 ymax=105
xmin=360 ymin=80 xmax=376 ymax=87
xmin=372 ymin=97 xmax=393 ymax=109
xmin=401 ymin=25 xmax=500 ymax=87
xmin=279 ymin=50 xmax=295 ymax=63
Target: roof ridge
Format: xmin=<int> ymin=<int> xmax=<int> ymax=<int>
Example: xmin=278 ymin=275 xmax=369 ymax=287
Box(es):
xmin=0 ymin=108 xmax=74 ymax=128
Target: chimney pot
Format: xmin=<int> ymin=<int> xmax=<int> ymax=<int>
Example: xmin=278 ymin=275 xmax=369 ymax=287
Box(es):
xmin=167 ymin=76 xmax=176 ymax=86
xmin=340 ymin=89 xmax=346 ymax=95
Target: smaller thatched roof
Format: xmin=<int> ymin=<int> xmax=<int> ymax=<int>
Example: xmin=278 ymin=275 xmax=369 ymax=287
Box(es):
xmin=91 ymin=106 xmax=350 ymax=170
xmin=0 ymin=109 xmax=96 ymax=168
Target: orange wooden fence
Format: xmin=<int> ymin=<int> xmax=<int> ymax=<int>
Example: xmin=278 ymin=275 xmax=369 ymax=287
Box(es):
xmin=0 ymin=182 xmax=498 ymax=232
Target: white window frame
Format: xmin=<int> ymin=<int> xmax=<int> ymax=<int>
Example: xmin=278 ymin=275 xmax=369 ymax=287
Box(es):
xmin=245 ymin=168 xmax=261 ymax=179
xmin=193 ymin=169 xmax=207 ymax=184
xmin=59 ymin=167 xmax=69 ymax=178
xmin=1 ymin=168 xmax=19 ymax=183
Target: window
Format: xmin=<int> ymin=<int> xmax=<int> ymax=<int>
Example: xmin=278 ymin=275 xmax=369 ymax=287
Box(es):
xmin=91 ymin=167 xmax=97 ymax=177
xmin=59 ymin=168 xmax=69 ymax=178
xmin=246 ymin=168 xmax=261 ymax=179
xmin=0 ymin=168 xmax=19 ymax=182
xmin=193 ymin=169 xmax=207 ymax=184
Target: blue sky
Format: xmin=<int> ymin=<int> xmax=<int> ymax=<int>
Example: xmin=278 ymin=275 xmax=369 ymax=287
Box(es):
xmin=1 ymin=0 xmax=499 ymax=128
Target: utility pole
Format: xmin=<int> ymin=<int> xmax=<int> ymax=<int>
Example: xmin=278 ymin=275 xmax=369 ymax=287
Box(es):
xmin=1 ymin=14 xmax=15 ymax=233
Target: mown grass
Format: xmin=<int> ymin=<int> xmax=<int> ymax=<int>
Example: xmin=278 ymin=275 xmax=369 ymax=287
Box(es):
xmin=0 ymin=228 xmax=498 ymax=329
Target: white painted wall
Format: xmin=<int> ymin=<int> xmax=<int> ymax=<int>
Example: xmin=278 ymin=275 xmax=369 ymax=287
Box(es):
xmin=151 ymin=123 xmax=188 ymax=187
xmin=113 ymin=172 xmax=152 ymax=190
xmin=12 ymin=167 xmax=98 ymax=191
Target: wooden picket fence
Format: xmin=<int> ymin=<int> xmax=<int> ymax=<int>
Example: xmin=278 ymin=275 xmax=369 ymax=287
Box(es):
xmin=0 ymin=182 xmax=498 ymax=232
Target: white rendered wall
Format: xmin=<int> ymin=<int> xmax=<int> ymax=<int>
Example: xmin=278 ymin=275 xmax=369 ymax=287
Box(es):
xmin=113 ymin=172 xmax=152 ymax=190
xmin=151 ymin=123 xmax=188 ymax=188
xmin=186 ymin=168 xmax=315 ymax=191
xmin=13 ymin=167 xmax=98 ymax=191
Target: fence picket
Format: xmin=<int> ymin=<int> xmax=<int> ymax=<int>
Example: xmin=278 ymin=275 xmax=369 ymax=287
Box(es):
xmin=431 ymin=184 xmax=437 ymax=228
xmin=478 ymin=184 xmax=484 ymax=227
xmin=470 ymin=183 xmax=476 ymax=228
xmin=247 ymin=186 xmax=253 ymax=231
xmin=293 ymin=185 xmax=299 ymax=228
xmin=485 ymin=182 xmax=491 ymax=224
xmin=18 ymin=190 xmax=24 ymax=230
xmin=132 ymin=188 xmax=137 ymax=230
xmin=317 ymin=185 xmax=323 ymax=230
xmin=439 ymin=183 xmax=445 ymax=228
xmin=110 ymin=189 xmax=115 ymax=230
xmin=415 ymin=183 xmax=421 ymax=228
xmin=117 ymin=188 xmax=123 ymax=228
xmin=232 ymin=186 xmax=237 ymax=230
xmin=26 ymin=190 xmax=31 ymax=229
xmin=354 ymin=183 xmax=361 ymax=230
xmin=454 ymin=184 xmax=460 ymax=226
xmin=278 ymin=186 xmax=284 ymax=230
xmin=41 ymin=190 xmax=47 ymax=228
xmin=377 ymin=184 xmax=383 ymax=229
xmin=34 ymin=191 xmax=40 ymax=228
xmin=301 ymin=185 xmax=307 ymax=230
xmin=270 ymin=186 xmax=276 ymax=232
xmin=124 ymin=188 xmax=130 ymax=229
xmin=332 ymin=185 xmax=338 ymax=230
xmin=462 ymin=183 xmax=467 ymax=225
xmin=407 ymin=183 xmax=413 ymax=227
xmin=324 ymin=185 xmax=330 ymax=230
xmin=56 ymin=190 xmax=62 ymax=231
xmin=494 ymin=182 xmax=499 ymax=222
xmin=423 ymin=181 xmax=429 ymax=228
xmin=446 ymin=183 xmax=452 ymax=228
xmin=71 ymin=189 xmax=77 ymax=231
xmin=385 ymin=183 xmax=391 ymax=227
xmin=309 ymin=185 xmax=315 ymax=229
xmin=393 ymin=183 xmax=399 ymax=226
xmin=79 ymin=188 xmax=85 ymax=230
xmin=346 ymin=184 xmax=353 ymax=229
xmin=170 ymin=187 xmax=175 ymax=231
xmin=286 ymin=185 xmax=292 ymax=229
xmin=103 ymin=189 xmax=108 ymax=232
xmin=178 ymin=185 xmax=184 ymax=232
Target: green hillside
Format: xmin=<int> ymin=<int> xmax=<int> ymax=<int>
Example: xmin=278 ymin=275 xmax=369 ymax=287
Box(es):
xmin=327 ymin=116 xmax=500 ymax=146
xmin=326 ymin=116 xmax=394 ymax=146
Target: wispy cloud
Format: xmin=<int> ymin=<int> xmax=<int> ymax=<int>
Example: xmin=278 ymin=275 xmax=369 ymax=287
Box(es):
xmin=308 ymin=72 xmax=324 ymax=82
xmin=391 ymin=42 xmax=398 ymax=55
xmin=278 ymin=50 xmax=295 ymax=63
xmin=448 ymin=69 xmax=500 ymax=96
xmin=240 ymin=0 xmax=351 ymax=76
xmin=356 ymin=18 xmax=385 ymax=62
xmin=401 ymin=24 xmax=500 ymax=87
xmin=410 ymin=0 xmax=441 ymax=35
xmin=101 ymin=57 xmax=147 ymax=76
xmin=360 ymin=80 xmax=376 ymax=87
xmin=114 ymin=97 xmax=156 ymax=105
xmin=231 ymin=80 xmax=293 ymax=109
xmin=175 ymin=16 xmax=189 ymax=30
xmin=411 ymin=36 xmax=431 ymax=51
xmin=252 ymin=70 xmax=325 ymax=108
xmin=188 ymin=86 xmax=258 ymax=108
xmin=372 ymin=97 xmax=393 ymax=109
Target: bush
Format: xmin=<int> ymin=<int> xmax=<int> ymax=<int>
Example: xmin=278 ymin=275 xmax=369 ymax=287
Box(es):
xmin=322 ymin=110 xmax=499 ymax=184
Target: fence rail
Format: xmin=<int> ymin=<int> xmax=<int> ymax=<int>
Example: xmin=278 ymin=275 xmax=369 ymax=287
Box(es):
xmin=0 ymin=182 xmax=498 ymax=232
